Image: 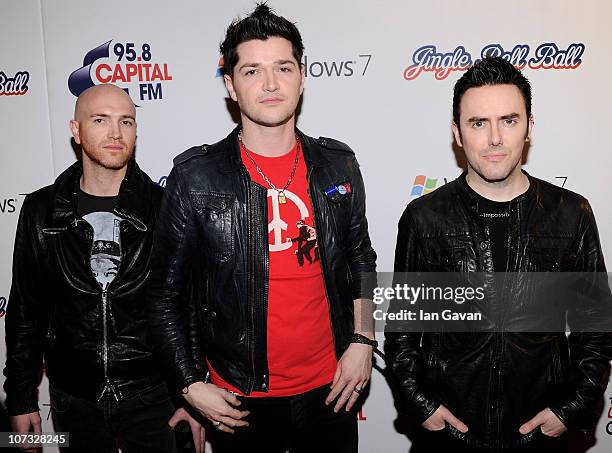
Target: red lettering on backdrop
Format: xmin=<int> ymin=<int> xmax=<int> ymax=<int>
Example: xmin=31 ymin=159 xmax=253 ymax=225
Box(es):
xmin=151 ymin=64 xmax=163 ymax=81
xmin=95 ymin=64 xmax=112 ymax=83
xmin=96 ymin=63 xmax=172 ymax=84
xmin=163 ymin=64 xmax=173 ymax=80
xmin=125 ymin=64 xmax=138 ymax=81
xmin=112 ymin=65 xmax=126 ymax=83
xmin=142 ymin=64 xmax=152 ymax=79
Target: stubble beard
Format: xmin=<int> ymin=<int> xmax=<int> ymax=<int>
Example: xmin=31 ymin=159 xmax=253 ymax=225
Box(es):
xmin=82 ymin=145 xmax=134 ymax=171
xmin=470 ymin=149 xmax=523 ymax=184
xmin=239 ymin=94 xmax=299 ymax=129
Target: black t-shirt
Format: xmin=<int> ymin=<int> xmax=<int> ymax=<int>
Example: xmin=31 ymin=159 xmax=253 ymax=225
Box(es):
xmin=77 ymin=188 xmax=117 ymax=217
xmin=476 ymin=195 xmax=510 ymax=272
xmin=77 ymin=189 xmax=121 ymax=290
xmin=462 ymin=177 xmax=512 ymax=272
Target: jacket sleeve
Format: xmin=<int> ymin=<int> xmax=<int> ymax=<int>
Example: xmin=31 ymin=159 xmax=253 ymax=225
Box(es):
xmin=3 ymin=196 xmax=46 ymax=415
xmin=147 ymin=166 xmax=205 ymax=395
xmin=186 ymin=257 xmax=207 ymax=378
xmin=346 ymin=155 xmax=377 ymax=300
xmin=550 ymin=200 xmax=612 ymax=430
xmin=384 ymin=206 xmax=440 ymax=423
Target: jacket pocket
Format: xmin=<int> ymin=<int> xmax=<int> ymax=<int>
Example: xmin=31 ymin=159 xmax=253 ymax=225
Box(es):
xmin=49 ymin=386 xmax=72 ymax=414
xmin=137 ymin=382 xmax=171 ymax=406
xmin=423 ymin=244 xmax=469 ymax=272
xmin=524 ymin=236 xmax=576 ymax=271
xmin=190 ymin=192 xmax=235 ymax=262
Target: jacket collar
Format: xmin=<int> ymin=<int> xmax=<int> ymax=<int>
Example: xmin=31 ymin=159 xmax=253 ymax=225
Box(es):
xmin=217 ymin=124 xmax=330 ymax=173
xmin=456 ymin=169 xmax=538 ymax=212
xmin=50 ymin=158 xmax=149 ymax=230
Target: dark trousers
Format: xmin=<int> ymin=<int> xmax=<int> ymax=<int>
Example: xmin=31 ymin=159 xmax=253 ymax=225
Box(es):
xmin=410 ymin=427 xmax=568 ymax=453
xmin=211 ymin=383 xmax=358 ymax=453
xmin=50 ymin=382 xmax=177 ymax=453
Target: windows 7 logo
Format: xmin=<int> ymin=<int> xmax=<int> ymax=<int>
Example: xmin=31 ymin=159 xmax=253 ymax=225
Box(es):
xmin=215 ymin=57 xmax=224 ymax=78
xmin=410 ymin=175 xmax=438 ymax=197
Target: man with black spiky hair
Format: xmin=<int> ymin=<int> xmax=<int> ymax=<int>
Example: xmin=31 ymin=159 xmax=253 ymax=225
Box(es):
xmin=148 ymin=4 xmax=377 ymax=452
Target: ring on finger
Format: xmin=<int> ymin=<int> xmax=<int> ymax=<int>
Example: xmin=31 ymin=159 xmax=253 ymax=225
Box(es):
xmin=353 ymin=387 xmax=362 ymax=395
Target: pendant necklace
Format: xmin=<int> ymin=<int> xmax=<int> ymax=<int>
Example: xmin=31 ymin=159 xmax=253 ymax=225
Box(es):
xmin=239 ymin=129 xmax=300 ymax=204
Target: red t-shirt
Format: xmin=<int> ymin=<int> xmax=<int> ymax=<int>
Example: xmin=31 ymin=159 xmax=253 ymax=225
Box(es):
xmin=209 ymin=140 xmax=337 ymax=397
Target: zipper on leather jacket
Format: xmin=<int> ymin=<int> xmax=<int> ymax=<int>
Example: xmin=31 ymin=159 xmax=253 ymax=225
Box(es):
xmin=98 ymin=289 xmax=120 ymax=401
xmin=239 ymin=161 xmax=272 ymax=394
xmin=241 ymin=166 xmax=257 ymax=394
xmin=75 ymin=217 xmax=121 ymax=402
xmin=248 ymin=182 xmax=256 ymax=393
xmin=307 ymin=165 xmax=337 ymax=351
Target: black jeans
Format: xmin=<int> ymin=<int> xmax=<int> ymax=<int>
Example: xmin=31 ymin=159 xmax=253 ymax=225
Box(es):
xmin=410 ymin=427 xmax=568 ymax=453
xmin=50 ymin=382 xmax=177 ymax=453
xmin=211 ymin=383 xmax=358 ymax=453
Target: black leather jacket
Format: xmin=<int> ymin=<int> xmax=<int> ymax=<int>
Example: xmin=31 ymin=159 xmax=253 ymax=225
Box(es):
xmin=4 ymin=160 xmax=165 ymax=415
xmin=147 ymin=127 xmax=377 ymax=396
xmin=385 ymin=172 xmax=612 ymax=450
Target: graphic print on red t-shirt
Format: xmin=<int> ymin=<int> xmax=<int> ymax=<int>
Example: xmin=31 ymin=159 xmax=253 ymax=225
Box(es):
xmin=209 ymin=140 xmax=337 ymax=397
xmin=289 ymin=219 xmax=319 ymax=266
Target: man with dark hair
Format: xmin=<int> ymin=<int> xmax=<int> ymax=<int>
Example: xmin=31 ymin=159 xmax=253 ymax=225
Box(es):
xmin=4 ymin=84 xmax=204 ymax=453
xmin=147 ymin=3 xmax=377 ymax=453
xmin=452 ymin=57 xmax=533 ymax=128
xmin=385 ymin=57 xmax=612 ymax=452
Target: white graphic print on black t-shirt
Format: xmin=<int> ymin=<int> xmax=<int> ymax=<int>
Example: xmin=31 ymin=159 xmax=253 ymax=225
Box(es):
xmin=83 ymin=211 xmax=122 ymax=291
xmin=77 ymin=189 xmax=122 ymax=291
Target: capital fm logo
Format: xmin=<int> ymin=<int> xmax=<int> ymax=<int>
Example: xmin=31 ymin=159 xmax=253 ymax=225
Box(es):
xmin=403 ymin=42 xmax=584 ymax=80
xmin=0 ymin=296 xmax=6 ymax=318
xmin=157 ymin=175 xmax=167 ymax=187
xmin=69 ymin=40 xmax=173 ymax=101
xmin=0 ymin=71 xmax=30 ymax=96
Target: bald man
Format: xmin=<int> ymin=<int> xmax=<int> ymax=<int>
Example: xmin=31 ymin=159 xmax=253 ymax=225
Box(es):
xmin=4 ymin=84 xmax=204 ymax=452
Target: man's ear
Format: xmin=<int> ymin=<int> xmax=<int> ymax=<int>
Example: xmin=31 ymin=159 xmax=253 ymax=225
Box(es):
xmin=451 ymin=122 xmax=463 ymax=148
xmin=525 ymin=115 xmax=534 ymax=142
xmin=69 ymin=119 xmax=81 ymax=145
xmin=224 ymin=74 xmax=238 ymax=102
xmin=299 ymin=63 xmax=305 ymax=95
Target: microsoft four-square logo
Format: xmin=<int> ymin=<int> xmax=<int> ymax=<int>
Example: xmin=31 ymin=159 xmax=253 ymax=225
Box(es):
xmin=410 ymin=175 xmax=438 ymax=197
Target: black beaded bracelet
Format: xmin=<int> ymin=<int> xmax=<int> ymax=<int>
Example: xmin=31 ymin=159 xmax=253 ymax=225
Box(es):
xmin=350 ymin=333 xmax=378 ymax=348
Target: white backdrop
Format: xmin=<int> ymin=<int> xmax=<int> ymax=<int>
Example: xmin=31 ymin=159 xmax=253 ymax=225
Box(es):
xmin=2 ymin=0 xmax=612 ymax=451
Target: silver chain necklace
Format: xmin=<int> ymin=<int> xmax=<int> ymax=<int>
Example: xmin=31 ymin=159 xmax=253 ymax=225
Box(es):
xmin=239 ymin=129 xmax=301 ymax=204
